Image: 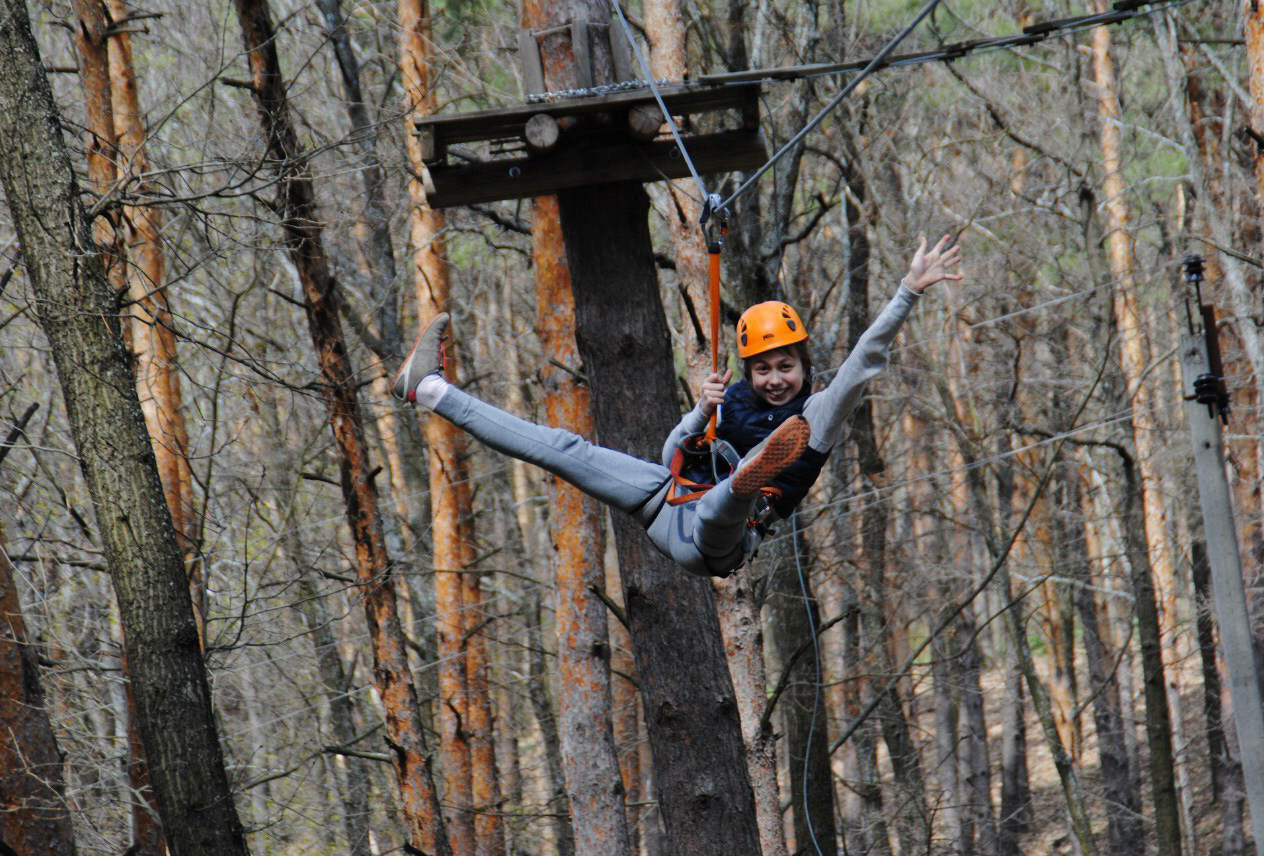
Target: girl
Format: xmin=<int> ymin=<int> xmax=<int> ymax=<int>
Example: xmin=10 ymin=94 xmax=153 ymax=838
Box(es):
xmin=395 ymin=235 xmax=961 ymax=576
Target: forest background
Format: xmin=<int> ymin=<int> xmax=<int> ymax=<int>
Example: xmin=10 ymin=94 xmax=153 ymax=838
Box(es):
xmin=0 ymin=0 xmax=1261 ymax=854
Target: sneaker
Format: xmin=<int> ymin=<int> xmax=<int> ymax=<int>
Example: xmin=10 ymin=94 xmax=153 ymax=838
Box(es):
xmin=730 ymin=415 xmax=810 ymax=497
xmin=393 ymin=312 xmax=449 ymax=403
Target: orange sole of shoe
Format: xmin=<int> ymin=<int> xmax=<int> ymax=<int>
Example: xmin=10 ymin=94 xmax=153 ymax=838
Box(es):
xmin=730 ymin=416 xmax=810 ymax=496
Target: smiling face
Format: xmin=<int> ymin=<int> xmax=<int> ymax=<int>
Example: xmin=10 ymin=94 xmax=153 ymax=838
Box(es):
xmin=747 ymin=346 xmax=806 ymax=407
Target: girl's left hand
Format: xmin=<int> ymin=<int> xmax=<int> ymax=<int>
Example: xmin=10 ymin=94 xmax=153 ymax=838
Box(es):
xmin=905 ymin=233 xmax=963 ymax=294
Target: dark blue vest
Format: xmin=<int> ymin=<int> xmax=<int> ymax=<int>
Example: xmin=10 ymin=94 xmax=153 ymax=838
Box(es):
xmin=716 ymin=380 xmax=829 ymax=516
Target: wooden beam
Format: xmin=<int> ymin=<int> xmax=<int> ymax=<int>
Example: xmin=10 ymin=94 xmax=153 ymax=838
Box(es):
xmin=423 ymin=129 xmax=767 ymax=209
xmin=415 ymin=81 xmax=760 ymax=148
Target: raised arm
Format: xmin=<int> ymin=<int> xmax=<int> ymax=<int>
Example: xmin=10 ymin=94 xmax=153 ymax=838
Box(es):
xmin=802 ymin=234 xmax=962 ymax=451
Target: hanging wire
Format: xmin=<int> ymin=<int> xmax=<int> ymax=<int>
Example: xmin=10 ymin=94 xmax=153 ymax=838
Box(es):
xmin=718 ymin=0 xmax=944 ymax=212
xmin=791 ymin=509 xmax=826 ymax=856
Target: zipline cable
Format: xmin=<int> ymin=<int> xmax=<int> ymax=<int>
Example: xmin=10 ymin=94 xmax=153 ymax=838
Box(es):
xmin=701 ymin=0 xmax=1200 ymax=87
xmin=717 ymin=0 xmax=944 ymax=213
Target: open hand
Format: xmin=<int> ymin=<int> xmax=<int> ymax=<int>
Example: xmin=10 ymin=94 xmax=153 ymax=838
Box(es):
xmin=699 ymin=369 xmax=731 ymax=417
xmin=905 ymin=234 xmax=963 ymax=294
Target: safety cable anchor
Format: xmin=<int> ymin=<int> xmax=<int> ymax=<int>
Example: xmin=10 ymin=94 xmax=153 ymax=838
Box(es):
xmin=1181 ymin=254 xmax=1230 ymax=423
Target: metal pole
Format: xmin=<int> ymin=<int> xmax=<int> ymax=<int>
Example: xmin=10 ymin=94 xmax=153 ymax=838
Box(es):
xmin=1180 ymin=333 xmax=1264 ymax=854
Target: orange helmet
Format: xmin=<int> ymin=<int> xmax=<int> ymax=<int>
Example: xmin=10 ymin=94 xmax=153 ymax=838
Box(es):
xmin=736 ymin=301 xmax=808 ymax=359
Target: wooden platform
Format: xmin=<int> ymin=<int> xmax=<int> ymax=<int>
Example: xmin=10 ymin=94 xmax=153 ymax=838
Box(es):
xmin=415 ymin=80 xmax=766 ymax=209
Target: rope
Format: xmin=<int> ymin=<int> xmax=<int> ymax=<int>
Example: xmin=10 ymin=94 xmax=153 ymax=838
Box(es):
xmin=717 ymin=0 xmax=944 ymax=213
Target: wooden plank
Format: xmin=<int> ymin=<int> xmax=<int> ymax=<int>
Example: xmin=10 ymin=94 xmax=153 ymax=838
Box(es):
xmin=424 ymin=129 xmax=767 ymax=208
xmin=519 ymin=29 xmax=545 ymax=95
xmin=416 ymin=81 xmax=760 ymax=145
xmin=610 ymin=15 xmax=635 ymax=83
xmin=572 ymin=20 xmax=593 ymax=89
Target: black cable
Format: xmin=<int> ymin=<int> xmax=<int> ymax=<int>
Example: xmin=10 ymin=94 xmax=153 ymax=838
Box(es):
xmin=718 ymin=0 xmax=944 ymax=213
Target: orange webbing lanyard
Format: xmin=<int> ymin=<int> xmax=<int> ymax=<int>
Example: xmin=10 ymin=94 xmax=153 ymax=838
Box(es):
xmin=668 ymin=215 xmax=729 ymax=508
xmin=704 ymin=222 xmax=726 ymax=443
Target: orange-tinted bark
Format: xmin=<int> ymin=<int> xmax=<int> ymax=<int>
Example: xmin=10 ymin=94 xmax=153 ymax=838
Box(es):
xmin=71 ymin=0 xmax=127 ymax=336
xmin=533 ymin=193 xmax=632 ymax=855
xmin=104 ymin=0 xmax=199 ymax=640
xmin=0 ymin=529 xmax=76 ymax=856
xmin=1245 ymin=1 xmax=1264 ymax=241
xmin=232 ymin=1 xmax=450 ymax=852
xmin=397 ymin=2 xmax=481 ymax=851
xmin=1090 ymin=11 xmax=1192 ymax=852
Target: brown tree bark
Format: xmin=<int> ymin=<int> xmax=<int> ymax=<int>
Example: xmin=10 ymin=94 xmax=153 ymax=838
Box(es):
xmin=70 ymin=0 xmax=124 ymax=294
xmin=0 ymin=2 xmax=248 ymax=850
xmin=230 ymin=2 xmax=450 ymax=852
xmin=71 ymin=7 xmax=168 ymax=850
xmin=395 ymin=5 xmax=492 ymax=852
xmin=0 ymin=527 xmax=76 ymax=856
xmin=104 ymin=0 xmax=196 ymax=585
xmin=556 ymin=177 xmax=760 ymax=855
xmin=523 ymin=3 xmax=761 ymax=851
xmin=1079 ymin=182 xmax=1184 ymax=856
xmin=1088 ymin=12 xmax=1192 ymax=852
xmin=713 ymin=563 xmax=786 ymax=856
xmin=1062 ymin=463 xmax=1142 ymax=856
xmin=1245 ymin=0 xmax=1264 ymax=258
xmin=532 ymin=192 xmax=632 ymax=856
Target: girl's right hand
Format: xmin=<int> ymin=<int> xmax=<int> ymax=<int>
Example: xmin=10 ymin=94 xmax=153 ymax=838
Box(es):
xmin=699 ymin=369 xmax=732 ymax=417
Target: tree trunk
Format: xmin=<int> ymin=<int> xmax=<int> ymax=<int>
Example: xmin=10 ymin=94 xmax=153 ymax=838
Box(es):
xmin=556 ymin=177 xmax=761 ymax=855
xmin=0 ymin=526 xmax=77 ymax=856
xmin=841 ymin=586 xmax=892 ymax=856
xmin=0 ymin=3 xmax=248 ymax=850
xmin=958 ymin=609 xmax=999 ymax=856
xmin=73 ymin=6 xmax=169 ymax=849
xmin=104 ymin=0 xmax=199 ymax=639
xmin=713 ymin=564 xmax=786 ymax=856
xmin=766 ymin=533 xmax=837 ymax=856
xmin=848 ymin=226 xmax=928 ymax=856
xmin=1089 ymin=11 xmax=1191 ymax=853
xmin=231 ymin=2 xmax=450 ymax=851
xmin=523 ymin=3 xmax=760 ymax=849
xmin=932 ymin=618 xmax=965 ymax=855
xmin=532 ymin=192 xmax=632 ymax=856
xmin=396 ymin=3 xmax=488 ymax=852
xmin=1245 ymin=0 xmax=1264 ymax=262
xmin=1063 ymin=464 xmax=1142 ymax=856
xmin=1079 ymin=183 xmax=1184 ymax=856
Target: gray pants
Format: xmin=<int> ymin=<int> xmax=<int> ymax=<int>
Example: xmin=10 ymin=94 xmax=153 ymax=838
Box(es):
xmin=435 ymin=386 xmax=756 ymax=576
